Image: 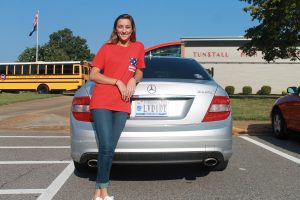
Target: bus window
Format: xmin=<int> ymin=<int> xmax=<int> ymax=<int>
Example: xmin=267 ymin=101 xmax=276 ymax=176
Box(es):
xmin=15 ymin=65 xmax=22 ymax=75
xmin=0 ymin=65 xmax=6 ymax=74
xmin=74 ymin=65 xmax=80 ymax=74
xmin=83 ymin=66 xmax=89 ymax=75
xmin=31 ymin=64 xmax=38 ymax=75
xmin=55 ymin=64 xmax=62 ymax=74
xmin=7 ymin=65 xmax=14 ymax=75
xmin=23 ymin=64 xmax=30 ymax=75
xmin=63 ymin=64 xmax=73 ymax=75
xmin=47 ymin=64 xmax=54 ymax=74
xmin=39 ymin=64 xmax=46 ymax=75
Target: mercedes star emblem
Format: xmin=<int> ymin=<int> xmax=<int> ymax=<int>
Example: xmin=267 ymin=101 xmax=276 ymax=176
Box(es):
xmin=147 ymin=84 xmax=156 ymax=94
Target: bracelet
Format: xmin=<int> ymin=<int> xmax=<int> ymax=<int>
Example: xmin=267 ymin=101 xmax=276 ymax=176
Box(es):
xmin=115 ymin=79 xmax=119 ymax=85
xmin=133 ymin=76 xmax=139 ymax=83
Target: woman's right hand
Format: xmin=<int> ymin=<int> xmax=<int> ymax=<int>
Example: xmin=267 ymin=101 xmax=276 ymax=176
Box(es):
xmin=116 ymin=80 xmax=128 ymax=101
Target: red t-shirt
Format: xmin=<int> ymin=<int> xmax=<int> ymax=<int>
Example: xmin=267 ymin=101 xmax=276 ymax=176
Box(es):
xmin=90 ymin=41 xmax=145 ymax=113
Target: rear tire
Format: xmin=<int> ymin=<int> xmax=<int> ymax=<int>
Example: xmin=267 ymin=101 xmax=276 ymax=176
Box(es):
xmin=272 ymin=109 xmax=288 ymax=139
xmin=36 ymin=84 xmax=49 ymax=94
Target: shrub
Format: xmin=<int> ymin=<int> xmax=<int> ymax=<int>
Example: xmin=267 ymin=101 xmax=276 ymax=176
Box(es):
xmin=260 ymin=85 xmax=271 ymax=95
xmin=225 ymin=86 xmax=235 ymax=95
xmin=282 ymin=90 xmax=287 ymax=96
xmin=242 ymin=86 xmax=252 ymax=95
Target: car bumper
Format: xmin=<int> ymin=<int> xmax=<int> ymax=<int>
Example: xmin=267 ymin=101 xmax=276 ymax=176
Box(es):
xmin=71 ymin=117 xmax=232 ymax=164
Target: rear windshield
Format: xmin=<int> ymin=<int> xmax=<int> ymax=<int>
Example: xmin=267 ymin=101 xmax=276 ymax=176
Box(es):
xmin=144 ymin=57 xmax=211 ymax=80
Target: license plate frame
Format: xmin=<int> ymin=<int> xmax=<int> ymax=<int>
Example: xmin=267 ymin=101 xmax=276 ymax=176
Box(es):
xmin=134 ymin=100 xmax=168 ymax=117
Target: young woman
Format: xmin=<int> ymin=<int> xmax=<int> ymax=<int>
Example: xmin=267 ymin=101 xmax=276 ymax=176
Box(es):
xmin=89 ymin=14 xmax=145 ymax=200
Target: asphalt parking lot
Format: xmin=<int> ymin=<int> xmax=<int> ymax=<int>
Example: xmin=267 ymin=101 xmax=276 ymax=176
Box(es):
xmin=0 ymin=96 xmax=299 ymax=200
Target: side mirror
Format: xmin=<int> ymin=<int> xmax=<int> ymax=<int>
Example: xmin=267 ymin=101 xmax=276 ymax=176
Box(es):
xmin=297 ymin=86 xmax=300 ymax=94
xmin=287 ymin=86 xmax=297 ymax=94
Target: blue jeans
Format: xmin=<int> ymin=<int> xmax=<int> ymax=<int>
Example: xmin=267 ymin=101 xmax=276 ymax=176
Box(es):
xmin=91 ymin=109 xmax=128 ymax=189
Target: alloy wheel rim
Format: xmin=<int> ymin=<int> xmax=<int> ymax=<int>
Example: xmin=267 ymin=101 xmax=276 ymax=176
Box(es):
xmin=273 ymin=114 xmax=281 ymax=134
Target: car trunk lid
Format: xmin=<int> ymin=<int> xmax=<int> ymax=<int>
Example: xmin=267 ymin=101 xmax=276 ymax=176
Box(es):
xmin=128 ymin=80 xmax=217 ymax=126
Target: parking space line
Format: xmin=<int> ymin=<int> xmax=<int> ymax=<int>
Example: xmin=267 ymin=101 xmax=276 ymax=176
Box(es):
xmin=0 ymin=146 xmax=70 ymax=149
xmin=37 ymin=162 xmax=74 ymax=200
xmin=0 ymin=189 xmax=45 ymax=194
xmin=0 ymin=161 xmax=72 ymax=164
xmin=0 ymin=136 xmax=70 ymax=138
xmin=239 ymin=136 xmax=300 ymax=165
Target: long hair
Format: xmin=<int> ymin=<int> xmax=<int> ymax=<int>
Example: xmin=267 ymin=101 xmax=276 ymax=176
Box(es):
xmin=108 ymin=14 xmax=136 ymax=44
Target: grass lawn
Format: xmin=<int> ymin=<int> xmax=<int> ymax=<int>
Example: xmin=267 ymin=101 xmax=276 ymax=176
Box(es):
xmin=0 ymin=92 xmax=61 ymax=106
xmin=0 ymin=92 xmax=280 ymax=121
xmin=230 ymin=95 xmax=279 ymax=121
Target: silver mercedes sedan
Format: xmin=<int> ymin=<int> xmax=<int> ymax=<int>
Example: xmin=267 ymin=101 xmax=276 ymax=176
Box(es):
xmin=71 ymin=56 xmax=232 ymax=172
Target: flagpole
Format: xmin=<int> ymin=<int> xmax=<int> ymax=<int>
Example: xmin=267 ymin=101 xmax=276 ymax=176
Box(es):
xmin=36 ymin=10 xmax=39 ymax=62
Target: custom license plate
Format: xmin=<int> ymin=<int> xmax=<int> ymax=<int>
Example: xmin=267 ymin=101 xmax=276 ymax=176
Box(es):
xmin=134 ymin=100 xmax=168 ymax=116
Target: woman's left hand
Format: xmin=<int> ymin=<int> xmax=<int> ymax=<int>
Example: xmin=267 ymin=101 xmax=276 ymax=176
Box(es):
xmin=125 ymin=78 xmax=137 ymax=101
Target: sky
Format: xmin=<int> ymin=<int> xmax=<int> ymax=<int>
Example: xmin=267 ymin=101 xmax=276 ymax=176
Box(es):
xmin=0 ymin=0 xmax=257 ymax=62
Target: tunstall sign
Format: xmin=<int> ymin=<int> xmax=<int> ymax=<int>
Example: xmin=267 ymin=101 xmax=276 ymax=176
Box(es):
xmin=184 ymin=47 xmax=300 ymax=63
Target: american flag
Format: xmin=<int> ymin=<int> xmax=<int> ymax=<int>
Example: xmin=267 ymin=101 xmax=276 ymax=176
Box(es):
xmin=29 ymin=13 xmax=38 ymax=36
xmin=128 ymin=57 xmax=138 ymax=72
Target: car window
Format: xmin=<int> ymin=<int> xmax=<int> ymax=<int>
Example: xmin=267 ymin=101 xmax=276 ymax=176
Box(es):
xmin=144 ymin=57 xmax=211 ymax=80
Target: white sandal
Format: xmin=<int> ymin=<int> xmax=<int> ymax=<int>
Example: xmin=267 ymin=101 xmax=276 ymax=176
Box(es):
xmin=103 ymin=196 xmax=114 ymax=200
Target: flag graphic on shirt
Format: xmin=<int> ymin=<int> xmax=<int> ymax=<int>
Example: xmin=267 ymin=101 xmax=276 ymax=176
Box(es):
xmin=128 ymin=57 xmax=138 ymax=72
xmin=29 ymin=13 xmax=38 ymax=36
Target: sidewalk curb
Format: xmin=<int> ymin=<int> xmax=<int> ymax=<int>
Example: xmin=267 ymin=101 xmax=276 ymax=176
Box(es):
xmin=232 ymin=126 xmax=247 ymax=135
xmin=232 ymin=121 xmax=272 ymax=135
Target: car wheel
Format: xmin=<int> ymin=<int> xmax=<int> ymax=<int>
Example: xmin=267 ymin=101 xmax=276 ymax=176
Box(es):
xmin=272 ymin=109 xmax=288 ymax=139
xmin=73 ymin=161 xmax=89 ymax=173
xmin=36 ymin=84 xmax=49 ymax=94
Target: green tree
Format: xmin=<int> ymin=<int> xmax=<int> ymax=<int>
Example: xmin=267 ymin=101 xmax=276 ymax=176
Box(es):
xmin=40 ymin=44 xmax=70 ymax=61
xmin=239 ymin=0 xmax=300 ymax=61
xmin=18 ymin=47 xmax=37 ymax=62
xmin=18 ymin=28 xmax=94 ymax=62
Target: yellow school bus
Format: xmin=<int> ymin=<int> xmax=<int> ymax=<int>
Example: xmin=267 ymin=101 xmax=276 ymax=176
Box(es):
xmin=0 ymin=61 xmax=90 ymax=93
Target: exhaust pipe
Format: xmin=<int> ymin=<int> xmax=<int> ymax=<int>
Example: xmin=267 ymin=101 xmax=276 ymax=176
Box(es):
xmin=204 ymin=158 xmax=218 ymax=167
xmin=87 ymin=159 xmax=98 ymax=168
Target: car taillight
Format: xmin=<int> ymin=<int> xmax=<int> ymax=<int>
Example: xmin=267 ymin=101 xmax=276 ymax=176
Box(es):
xmin=72 ymin=96 xmax=93 ymax=122
xmin=202 ymin=96 xmax=231 ymax=122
